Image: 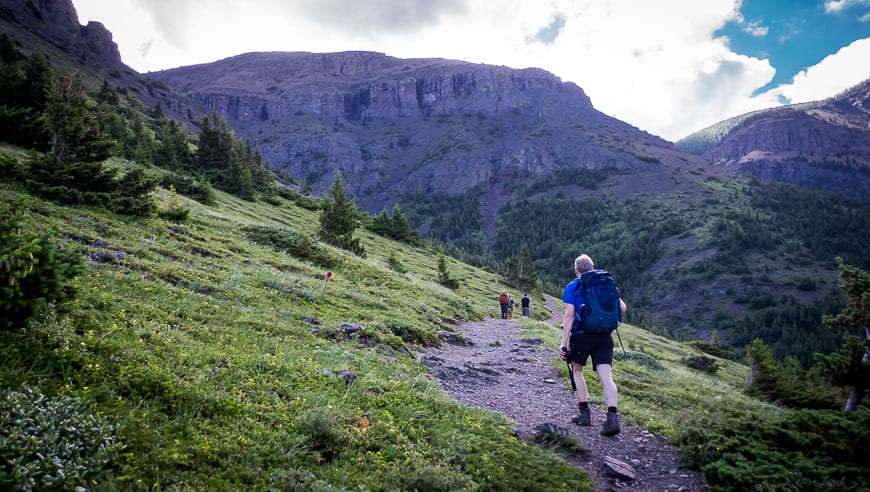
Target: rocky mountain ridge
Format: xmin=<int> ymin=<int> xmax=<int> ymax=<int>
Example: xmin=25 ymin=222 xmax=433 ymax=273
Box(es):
xmin=150 ymin=51 xmax=725 ymax=212
xmin=676 ymin=79 xmax=870 ymax=197
xmin=0 ymin=0 xmax=199 ymax=128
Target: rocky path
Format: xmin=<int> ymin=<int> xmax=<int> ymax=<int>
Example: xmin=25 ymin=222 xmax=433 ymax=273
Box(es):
xmin=423 ymin=306 xmax=708 ymax=492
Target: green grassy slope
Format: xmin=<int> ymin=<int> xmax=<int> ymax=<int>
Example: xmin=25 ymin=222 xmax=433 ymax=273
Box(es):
xmin=3 ymin=149 xmax=866 ymax=491
xmin=0 ymin=152 xmax=593 ymax=491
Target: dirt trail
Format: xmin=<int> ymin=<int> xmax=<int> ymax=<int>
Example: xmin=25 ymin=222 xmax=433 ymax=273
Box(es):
xmin=423 ymin=301 xmax=708 ymax=491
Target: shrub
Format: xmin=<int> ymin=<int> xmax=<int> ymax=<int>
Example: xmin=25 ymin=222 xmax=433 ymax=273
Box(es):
xmin=244 ymin=225 xmax=339 ymax=267
xmin=382 ymin=320 xmax=439 ymax=346
xmin=109 ymin=167 xmax=158 ymax=216
xmin=437 ymin=254 xmax=460 ymax=290
xmin=387 ymin=252 xmax=408 ymax=273
xmin=0 ymin=204 xmax=84 ymax=332
xmin=685 ymin=340 xmax=735 ymax=360
xmin=677 ymin=408 xmax=870 ymax=491
xmin=157 ymin=185 xmax=190 ymax=223
xmin=615 ymin=350 xmax=666 ymax=371
xmin=0 ymin=386 xmax=119 ymax=491
xmin=681 ymin=354 xmax=721 ymax=373
xmin=159 ymin=173 xmax=217 ymax=206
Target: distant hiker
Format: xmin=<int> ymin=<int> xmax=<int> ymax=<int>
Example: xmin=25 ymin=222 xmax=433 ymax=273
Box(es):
xmin=521 ymin=293 xmax=531 ymax=318
xmin=559 ymin=254 xmax=627 ymax=436
xmin=508 ymin=295 xmax=515 ymax=320
xmin=498 ymin=291 xmax=510 ymax=319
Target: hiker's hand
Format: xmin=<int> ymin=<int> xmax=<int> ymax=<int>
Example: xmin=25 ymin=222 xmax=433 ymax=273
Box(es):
xmin=559 ymin=346 xmax=569 ymax=361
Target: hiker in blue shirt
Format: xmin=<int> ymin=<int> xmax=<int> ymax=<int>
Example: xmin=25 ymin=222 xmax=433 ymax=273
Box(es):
xmin=559 ymin=254 xmax=627 ymax=436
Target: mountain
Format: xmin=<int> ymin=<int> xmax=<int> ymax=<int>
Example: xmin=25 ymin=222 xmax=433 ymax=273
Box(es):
xmin=1 ymin=4 xmax=868 ymax=488
xmin=3 ymin=0 xmax=868 ymax=367
xmin=149 ymin=51 xmax=732 ymax=213
xmin=0 ymin=0 xmax=197 ymax=125
xmin=676 ymin=79 xmax=870 ymax=198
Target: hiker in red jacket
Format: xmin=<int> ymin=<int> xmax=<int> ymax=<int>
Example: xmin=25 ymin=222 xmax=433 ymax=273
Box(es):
xmin=498 ymin=291 xmax=510 ymax=319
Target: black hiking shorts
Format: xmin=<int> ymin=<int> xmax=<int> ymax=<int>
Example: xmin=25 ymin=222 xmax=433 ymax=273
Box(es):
xmin=568 ymin=332 xmax=614 ymax=370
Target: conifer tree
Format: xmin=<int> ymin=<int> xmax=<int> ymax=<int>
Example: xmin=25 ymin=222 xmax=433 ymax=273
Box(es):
xmin=41 ymin=73 xmax=114 ymax=163
xmin=390 ymin=204 xmax=419 ymax=245
xmin=437 ymin=253 xmax=460 ymax=290
xmin=518 ymin=243 xmax=537 ymax=291
xmin=370 ymin=209 xmax=391 ymax=236
xmin=319 ymin=171 xmax=365 ymax=256
xmin=817 ymin=259 xmax=870 ymax=412
xmin=0 ymin=204 xmax=84 ymax=331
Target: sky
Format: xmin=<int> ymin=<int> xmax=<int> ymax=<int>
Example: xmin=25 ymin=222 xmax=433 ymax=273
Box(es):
xmin=72 ymin=0 xmax=870 ymax=141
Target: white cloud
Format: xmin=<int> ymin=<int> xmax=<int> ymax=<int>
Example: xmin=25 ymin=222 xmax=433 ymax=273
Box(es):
xmin=824 ymin=0 xmax=870 ymax=13
xmin=765 ymin=37 xmax=870 ymax=102
xmin=743 ymin=20 xmax=769 ymax=37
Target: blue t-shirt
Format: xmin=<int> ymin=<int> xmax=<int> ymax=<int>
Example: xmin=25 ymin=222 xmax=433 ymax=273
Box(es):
xmin=563 ymin=278 xmax=585 ymax=324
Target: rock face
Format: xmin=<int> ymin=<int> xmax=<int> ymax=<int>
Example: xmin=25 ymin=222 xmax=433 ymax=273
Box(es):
xmin=0 ymin=0 xmax=124 ymax=70
xmin=677 ymin=80 xmax=870 ymax=198
xmin=150 ymin=51 xmax=695 ymax=211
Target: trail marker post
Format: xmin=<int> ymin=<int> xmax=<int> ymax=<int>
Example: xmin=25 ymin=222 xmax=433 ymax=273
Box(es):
xmin=319 ymin=271 xmax=332 ymax=300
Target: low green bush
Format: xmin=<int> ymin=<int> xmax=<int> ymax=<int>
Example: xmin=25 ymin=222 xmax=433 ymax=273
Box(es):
xmin=0 ymin=204 xmax=84 ymax=332
xmin=682 ymin=354 xmax=721 ymax=373
xmin=677 ymin=408 xmax=870 ymax=491
xmin=245 ymin=225 xmax=339 ymax=267
xmin=0 ymin=386 xmax=119 ymax=491
xmin=159 ymin=172 xmax=217 ymax=206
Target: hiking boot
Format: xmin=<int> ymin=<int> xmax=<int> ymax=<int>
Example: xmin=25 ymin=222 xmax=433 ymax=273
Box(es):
xmin=571 ymin=404 xmax=591 ymax=426
xmin=601 ymin=411 xmax=620 ymax=436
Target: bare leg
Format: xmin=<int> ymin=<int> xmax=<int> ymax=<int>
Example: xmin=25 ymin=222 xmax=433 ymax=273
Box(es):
xmin=571 ymin=362 xmax=588 ymax=403
xmin=596 ymin=363 xmax=618 ymax=408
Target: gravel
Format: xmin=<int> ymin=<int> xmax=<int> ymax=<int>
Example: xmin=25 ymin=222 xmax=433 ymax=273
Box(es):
xmin=424 ymin=310 xmax=709 ymax=492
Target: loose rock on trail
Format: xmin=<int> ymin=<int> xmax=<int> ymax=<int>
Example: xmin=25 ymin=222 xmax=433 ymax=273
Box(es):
xmin=423 ymin=309 xmax=708 ymax=492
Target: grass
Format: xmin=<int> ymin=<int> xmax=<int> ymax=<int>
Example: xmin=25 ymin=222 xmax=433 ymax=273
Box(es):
xmin=516 ymin=316 xmax=778 ymax=440
xmin=5 ymin=146 xmax=859 ymax=491
xmin=0 ymin=152 xmax=594 ymax=491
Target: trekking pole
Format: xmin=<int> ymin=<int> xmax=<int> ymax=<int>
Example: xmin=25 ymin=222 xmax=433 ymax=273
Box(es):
xmin=615 ymin=327 xmax=627 ymax=356
xmin=561 ymin=347 xmax=577 ymax=392
xmin=566 ymin=359 xmax=577 ymax=392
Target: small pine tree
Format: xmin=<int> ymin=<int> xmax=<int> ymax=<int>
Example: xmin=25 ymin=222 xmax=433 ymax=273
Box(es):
xmin=390 ymin=204 xmax=419 ymax=245
xmin=387 ymin=252 xmax=408 ymax=274
xmin=319 ymin=171 xmax=365 ymax=257
xmin=0 ymin=204 xmax=84 ymax=331
xmin=518 ymin=244 xmax=537 ymax=291
xmin=110 ymin=167 xmax=158 ymax=216
xmin=370 ymin=210 xmax=391 ymax=236
xmin=437 ymin=254 xmax=460 ymax=290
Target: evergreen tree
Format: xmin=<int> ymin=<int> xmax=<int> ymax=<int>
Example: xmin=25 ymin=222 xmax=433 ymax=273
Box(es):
xmin=0 ymin=37 xmax=52 ymax=149
xmin=129 ymin=112 xmax=154 ymax=164
xmin=41 ymin=73 xmax=114 ymax=163
xmin=817 ymin=259 xmax=870 ymax=412
xmin=390 ymin=204 xmax=419 ymax=245
xmin=194 ymin=113 xmax=273 ymax=199
xmin=110 ymin=167 xmax=158 ymax=216
xmin=153 ymin=119 xmax=192 ymax=170
xmin=504 ymin=257 xmax=519 ymax=286
xmin=319 ymin=171 xmax=365 ymax=256
xmin=518 ymin=243 xmax=538 ymax=291
xmin=0 ymin=203 xmax=84 ymax=331
xmin=196 ymin=113 xmax=232 ymax=172
xmin=370 ymin=209 xmax=391 ymax=236
xmin=437 ymin=254 xmax=460 ymax=290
